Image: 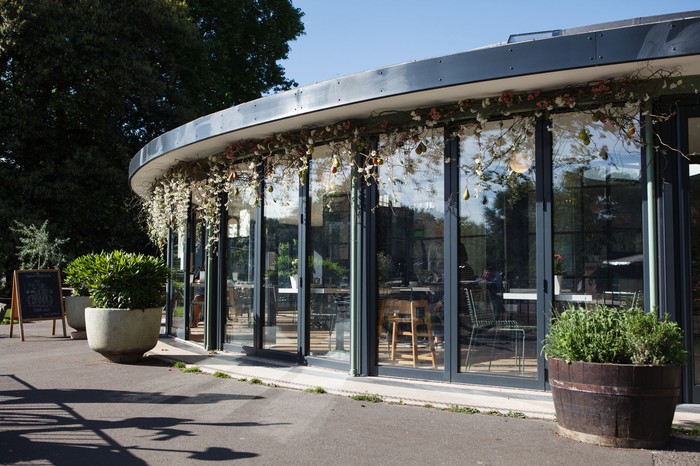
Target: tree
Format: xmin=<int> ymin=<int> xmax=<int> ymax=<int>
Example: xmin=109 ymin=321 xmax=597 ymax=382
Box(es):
xmin=11 ymin=220 xmax=68 ymax=269
xmin=0 ymin=0 xmax=304 ymax=291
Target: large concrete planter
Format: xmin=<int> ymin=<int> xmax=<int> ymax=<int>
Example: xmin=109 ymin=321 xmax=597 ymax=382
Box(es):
xmin=549 ymin=358 xmax=681 ymax=448
xmin=85 ymin=307 xmax=162 ymax=363
xmin=64 ymin=296 xmax=93 ymax=336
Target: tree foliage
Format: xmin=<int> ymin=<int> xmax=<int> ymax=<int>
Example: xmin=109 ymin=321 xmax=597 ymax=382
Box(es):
xmin=10 ymin=220 xmax=68 ymax=269
xmin=0 ymin=0 xmax=304 ymax=290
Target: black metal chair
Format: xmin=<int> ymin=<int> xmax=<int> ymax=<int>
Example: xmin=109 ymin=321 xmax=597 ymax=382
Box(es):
xmin=464 ymin=287 xmax=528 ymax=374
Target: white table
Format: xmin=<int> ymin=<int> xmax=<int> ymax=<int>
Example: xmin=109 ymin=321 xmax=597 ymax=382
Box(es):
xmin=278 ymin=287 xmax=349 ymax=294
xmin=503 ymin=289 xmax=593 ymax=303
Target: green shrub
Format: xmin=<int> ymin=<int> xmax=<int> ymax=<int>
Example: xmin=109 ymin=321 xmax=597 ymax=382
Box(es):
xmin=542 ymin=305 xmax=686 ymax=365
xmin=64 ymin=250 xmax=169 ymax=309
xmin=64 ymin=255 xmax=95 ymax=296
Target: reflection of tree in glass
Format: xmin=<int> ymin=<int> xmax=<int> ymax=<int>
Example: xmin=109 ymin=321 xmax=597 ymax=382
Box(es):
xmin=377 ymin=129 xmax=444 ymax=208
xmin=552 ymin=107 xmax=641 ymax=179
xmin=458 ymin=118 xmax=535 ymax=203
xmin=309 ymin=147 xmax=353 ymax=211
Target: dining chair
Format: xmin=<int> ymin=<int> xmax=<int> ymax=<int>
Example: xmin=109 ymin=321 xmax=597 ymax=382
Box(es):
xmin=464 ymin=287 xmax=528 ymax=374
xmin=385 ymin=298 xmax=437 ymax=368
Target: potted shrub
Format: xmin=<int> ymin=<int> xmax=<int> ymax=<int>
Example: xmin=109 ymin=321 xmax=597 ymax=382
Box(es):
xmin=63 ymin=255 xmax=96 ymax=338
xmin=79 ymin=250 xmax=169 ymax=363
xmin=543 ymin=305 xmax=687 ymax=448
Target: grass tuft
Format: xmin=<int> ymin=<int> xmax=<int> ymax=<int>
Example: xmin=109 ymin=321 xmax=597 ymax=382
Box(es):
xmin=446 ymin=404 xmax=480 ymax=414
xmin=672 ymin=425 xmax=700 ymax=437
xmin=212 ymin=371 xmax=231 ymax=379
xmin=304 ymin=386 xmax=326 ymax=394
xmin=350 ymin=393 xmax=383 ymax=403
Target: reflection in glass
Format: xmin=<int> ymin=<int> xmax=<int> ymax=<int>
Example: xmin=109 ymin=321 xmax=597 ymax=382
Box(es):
xmin=687 ymin=117 xmax=700 ymax=385
xmin=552 ymin=111 xmax=644 ymax=310
xmin=263 ymin=166 xmax=299 ymax=353
xmin=308 ymin=147 xmax=352 ymax=359
xmin=376 ymin=128 xmax=444 ymax=370
xmin=458 ymin=119 xmax=537 ymax=377
xmin=189 ymin=217 xmax=207 ymax=345
xmin=169 ymin=228 xmax=186 ymax=340
xmin=225 ymin=173 xmax=256 ymax=346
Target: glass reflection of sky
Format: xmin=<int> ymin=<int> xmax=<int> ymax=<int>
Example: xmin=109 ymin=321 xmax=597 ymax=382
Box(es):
xmin=459 ymin=120 xmax=535 ymax=226
xmin=553 ymin=110 xmax=641 ymax=184
xmin=309 ymin=146 xmax=352 ymax=203
xmin=377 ymin=130 xmax=444 ymax=220
xmin=264 ymin=164 xmax=299 ymax=221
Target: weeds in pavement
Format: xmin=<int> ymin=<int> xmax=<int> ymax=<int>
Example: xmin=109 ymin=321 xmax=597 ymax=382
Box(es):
xmin=304 ymin=386 xmax=326 ymax=394
xmin=248 ymin=377 xmax=263 ymax=385
xmin=672 ymin=425 xmax=700 ymax=437
xmin=213 ymin=371 xmax=231 ymax=379
xmin=173 ymin=362 xmax=202 ymax=373
xmin=350 ymin=393 xmax=383 ymax=403
xmin=446 ymin=405 xmax=480 ymax=414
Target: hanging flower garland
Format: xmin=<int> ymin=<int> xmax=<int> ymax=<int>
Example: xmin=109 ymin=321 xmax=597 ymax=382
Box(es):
xmin=142 ymin=66 xmax=692 ymax=250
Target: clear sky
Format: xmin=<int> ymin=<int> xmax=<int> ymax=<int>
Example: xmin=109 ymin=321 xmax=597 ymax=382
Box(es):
xmin=281 ymin=0 xmax=700 ymax=88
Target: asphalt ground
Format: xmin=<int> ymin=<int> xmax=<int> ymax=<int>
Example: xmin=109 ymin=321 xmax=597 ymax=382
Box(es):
xmin=1 ymin=320 xmax=700 ymax=465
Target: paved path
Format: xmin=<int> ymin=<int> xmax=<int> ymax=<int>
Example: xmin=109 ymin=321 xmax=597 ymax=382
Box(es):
xmin=1 ymin=320 xmax=699 ymax=465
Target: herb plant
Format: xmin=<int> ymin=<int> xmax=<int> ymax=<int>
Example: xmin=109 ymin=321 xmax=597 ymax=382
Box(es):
xmin=542 ymin=305 xmax=686 ymax=366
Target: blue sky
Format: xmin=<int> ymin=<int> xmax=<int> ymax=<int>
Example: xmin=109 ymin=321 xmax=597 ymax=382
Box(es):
xmin=281 ymin=0 xmax=700 ymax=87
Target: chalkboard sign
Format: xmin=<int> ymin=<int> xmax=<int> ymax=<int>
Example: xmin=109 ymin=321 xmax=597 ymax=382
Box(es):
xmin=10 ymin=269 xmax=66 ymax=340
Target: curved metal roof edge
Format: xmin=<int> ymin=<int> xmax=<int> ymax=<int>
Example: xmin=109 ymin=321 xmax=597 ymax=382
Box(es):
xmin=130 ymin=11 xmax=700 ymax=196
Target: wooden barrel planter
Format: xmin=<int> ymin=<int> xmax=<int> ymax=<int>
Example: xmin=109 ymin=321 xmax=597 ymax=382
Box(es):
xmin=548 ymin=358 xmax=681 ymax=449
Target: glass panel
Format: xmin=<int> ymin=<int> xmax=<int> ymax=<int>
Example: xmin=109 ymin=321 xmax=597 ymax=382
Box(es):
xmin=263 ymin=165 xmax=299 ymax=353
xmin=458 ymin=119 xmax=537 ymax=377
xmin=189 ymin=218 xmax=207 ymax=345
xmin=308 ymin=147 xmax=352 ymax=359
xmin=688 ymin=116 xmax=700 ymax=385
xmin=169 ymin=228 xmax=186 ymax=340
xmin=225 ymin=172 xmax=256 ymax=346
xmin=376 ymin=128 xmax=444 ymax=370
xmin=552 ymin=110 xmax=644 ymax=311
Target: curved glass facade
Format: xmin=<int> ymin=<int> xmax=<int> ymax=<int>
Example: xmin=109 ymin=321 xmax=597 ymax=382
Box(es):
xmin=133 ymin=13 xmax=700 ymax=399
